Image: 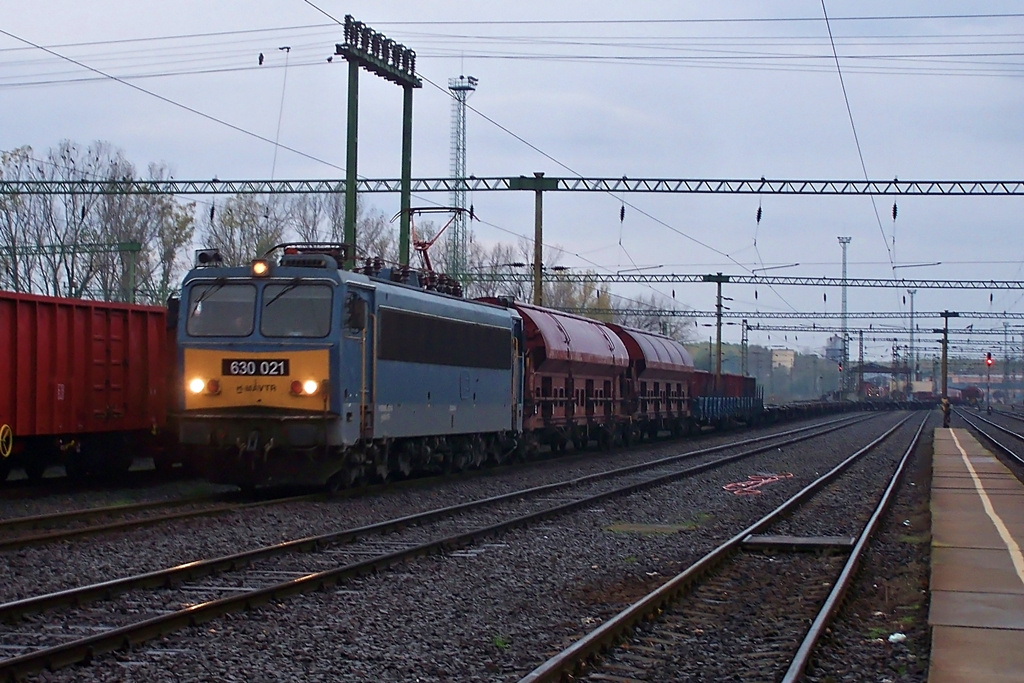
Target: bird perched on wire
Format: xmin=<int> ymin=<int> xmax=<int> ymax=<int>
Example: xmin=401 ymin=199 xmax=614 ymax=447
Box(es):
xmin=259 ymin=52 xmax=265 ymax=65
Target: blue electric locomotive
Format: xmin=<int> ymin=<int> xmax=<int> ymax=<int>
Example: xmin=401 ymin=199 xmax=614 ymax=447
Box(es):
xmin=176 ymin=244 xmax=523 ymax=490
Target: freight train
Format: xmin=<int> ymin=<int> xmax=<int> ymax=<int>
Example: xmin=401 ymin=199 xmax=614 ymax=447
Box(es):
xmin=175 ymin=243 xmax=764 ymax=491
xmin=0 ymin=290 xmax=175 ymax=482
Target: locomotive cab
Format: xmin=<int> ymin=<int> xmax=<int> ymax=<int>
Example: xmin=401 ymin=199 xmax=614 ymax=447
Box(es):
xmin=177 ymin=248 xmax=347 ymax=487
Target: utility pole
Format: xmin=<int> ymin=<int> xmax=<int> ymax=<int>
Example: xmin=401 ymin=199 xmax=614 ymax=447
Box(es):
xmin=935 ymin=310 xmax=959 ymax=399
xmin=509 ymin=173 xmax=557 ymax=305
xmin=703 ymin=273 xmax=731 ymax=391
xmin=447 ymin=75 xmax=477 ymax=279
xmin=1004 ymin=321 xmax=1010 ymax=391
xmin=858 ymin=329 xmax=865 ymax=398
xmin=838 ymin=236 xmax=852 ymax=395
xmin=741 ymin=319 xmax=749 ymax=376
xmin=907 ymin=288 xmax=917 ymax=382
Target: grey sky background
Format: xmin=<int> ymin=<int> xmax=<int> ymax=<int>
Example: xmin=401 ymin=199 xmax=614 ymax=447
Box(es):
xmin=4 ymin=1 xmax=1024 ymax=359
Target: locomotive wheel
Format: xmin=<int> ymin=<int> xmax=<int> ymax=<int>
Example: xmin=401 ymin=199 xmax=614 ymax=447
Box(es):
xmin=395 ymin=450 xmax=414 ymax=477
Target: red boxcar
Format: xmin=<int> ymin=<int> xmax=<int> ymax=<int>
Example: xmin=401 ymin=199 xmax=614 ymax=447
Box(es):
xmin=0 ymin=291 xmax=171 ymax=481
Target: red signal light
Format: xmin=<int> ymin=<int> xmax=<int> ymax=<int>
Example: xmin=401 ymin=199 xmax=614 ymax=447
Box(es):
xmin=986 ymin=352 xmax=994 ymax=366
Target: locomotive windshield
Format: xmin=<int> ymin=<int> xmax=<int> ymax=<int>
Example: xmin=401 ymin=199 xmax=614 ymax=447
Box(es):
xmin=186 ymin=283 xmax=256 ymax=337
xmin=260 ymin=283 xmax=333 ymax=337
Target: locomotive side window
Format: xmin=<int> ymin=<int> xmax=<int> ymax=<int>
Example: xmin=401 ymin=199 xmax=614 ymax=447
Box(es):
xmin=378 ymin=307 xmax=511 ymax=369
xmin=186 ymin=283 xmax=256 ymax=337
xmin=261 ymin=283 xmax=333 ymax=337
xmin=345 ymin=292 xmax=367 ymax=332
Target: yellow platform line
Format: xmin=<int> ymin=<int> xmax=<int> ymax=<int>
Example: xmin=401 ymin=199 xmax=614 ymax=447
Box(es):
xmin=950 ymin=428 xmax=1024 ymax=586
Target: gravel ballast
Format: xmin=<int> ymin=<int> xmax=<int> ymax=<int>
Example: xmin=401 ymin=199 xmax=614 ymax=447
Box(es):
xmin=7 ymin=412 xmax=938 ymax=682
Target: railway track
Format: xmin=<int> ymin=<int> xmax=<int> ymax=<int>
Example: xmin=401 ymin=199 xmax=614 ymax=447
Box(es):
xmin=0 ymin=413 xmax=881 ymax=679
xmin=519 ymin=413 xmax=924 ymax=682
xmin=0 ymin=414 xmax=865 ymax=553
xmin=0 ymin=491 xmax=322 ymax=552
xmin=953 ymin=407 xmax=1024 ymax=473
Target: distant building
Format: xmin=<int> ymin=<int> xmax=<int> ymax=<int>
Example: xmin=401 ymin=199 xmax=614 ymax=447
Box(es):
xmin=772 ymin=349 xmax=796 ymax=370
xmin=825 ymin=335 xmax=843 ymax=363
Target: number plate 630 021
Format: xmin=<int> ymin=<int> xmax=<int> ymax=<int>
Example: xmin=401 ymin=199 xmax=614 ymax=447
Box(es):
xmin=221 ymin=359 xmax=290 ymax=376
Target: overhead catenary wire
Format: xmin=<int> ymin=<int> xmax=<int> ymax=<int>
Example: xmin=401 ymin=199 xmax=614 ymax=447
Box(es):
xmin=820 ymin=0 xmax=893 ymax=274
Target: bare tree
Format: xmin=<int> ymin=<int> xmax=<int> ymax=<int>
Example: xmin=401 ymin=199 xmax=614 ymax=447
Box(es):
xmin=204 ymin=194 xmax=285 ymax=266
xmin=614 ymin=291 xmax=696 ymax=342
xmin=0 ymin=146 xmax=40 ymax=292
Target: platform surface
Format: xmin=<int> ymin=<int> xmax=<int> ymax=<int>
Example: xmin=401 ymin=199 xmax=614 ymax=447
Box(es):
xmin=929 ymin=427 xmax=1024 ymax=682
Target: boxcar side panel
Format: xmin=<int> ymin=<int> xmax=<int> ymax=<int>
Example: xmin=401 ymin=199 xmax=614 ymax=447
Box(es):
xmin=0 ymin=292 xmax=169 ymax=440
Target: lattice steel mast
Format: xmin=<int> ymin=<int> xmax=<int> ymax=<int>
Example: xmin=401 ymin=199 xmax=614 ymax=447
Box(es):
xmin=446 ymin=75 xmax=477 ymax=278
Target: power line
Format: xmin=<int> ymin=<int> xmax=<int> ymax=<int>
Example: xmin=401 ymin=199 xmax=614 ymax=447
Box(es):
xmin=821 ymin=1 xmax=892 ymax=270
xmin=0 ymin=28 xmax=344 ymax=174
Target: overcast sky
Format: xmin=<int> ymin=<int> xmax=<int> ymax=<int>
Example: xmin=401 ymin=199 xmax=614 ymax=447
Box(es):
xmin=4 ymin=1 xmax=1024 ymax=359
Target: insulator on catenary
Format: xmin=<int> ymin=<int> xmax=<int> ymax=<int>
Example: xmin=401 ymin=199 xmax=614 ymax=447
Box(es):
xmin=892 ymin=202 xmax=898 ymax=220
xmin=619 ymin=205 xmax=625 ymax=222
xmin=756 ymin=206 xmax=762 ymax=224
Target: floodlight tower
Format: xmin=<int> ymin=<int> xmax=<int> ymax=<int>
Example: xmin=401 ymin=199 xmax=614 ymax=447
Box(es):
xmin=447 ymin=75 xmax=478 ymax=279
xmin=838 ymin=236 xmax=852 ymax=394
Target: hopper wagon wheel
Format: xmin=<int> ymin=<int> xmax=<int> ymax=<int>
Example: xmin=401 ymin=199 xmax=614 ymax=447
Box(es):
xmin=0 ymin=424 xmax=11 ymax=482
xmin=0 ymin=424 xmax=11 ymax=459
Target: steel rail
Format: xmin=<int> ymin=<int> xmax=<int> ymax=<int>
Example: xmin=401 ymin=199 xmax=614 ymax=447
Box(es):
xmin=518 ymin=413 xmax=914 ymax=683
xmin=0 ymin=493 xmax=320 ymax=552
xmin=781 ymin=415 xmax=928 ymax=681
xmin=0 ymin=415 xmax=875 ymax=679
xmin=0 ymin=492 xmax=229 ymax=533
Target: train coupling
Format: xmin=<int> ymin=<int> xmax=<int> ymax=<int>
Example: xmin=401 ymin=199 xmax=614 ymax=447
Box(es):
xmin=236 ymin=431 xmax=277 ymax=455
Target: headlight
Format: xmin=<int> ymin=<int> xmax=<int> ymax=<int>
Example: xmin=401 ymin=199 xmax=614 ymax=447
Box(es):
xmin=188 ymin=378 xmax=221 ymax=395
xmin=291 ymin=379 xmax=323 ymax=396
xmin=252 ymin=259 xmax=270 ymax=276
